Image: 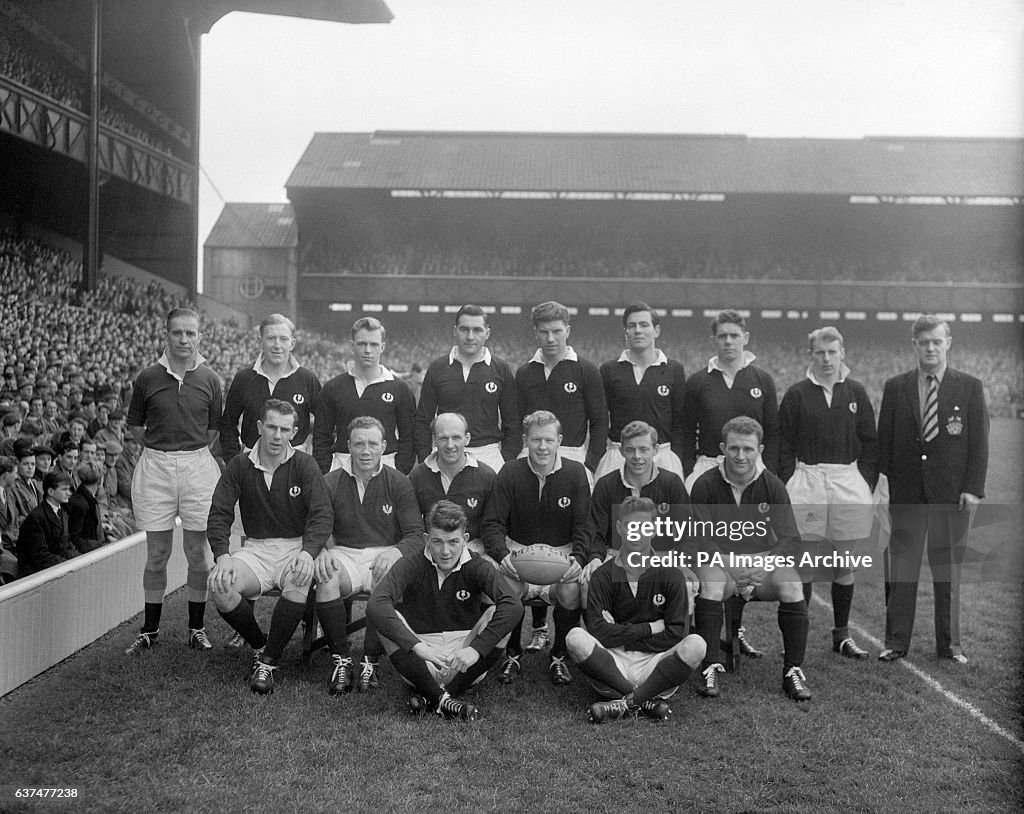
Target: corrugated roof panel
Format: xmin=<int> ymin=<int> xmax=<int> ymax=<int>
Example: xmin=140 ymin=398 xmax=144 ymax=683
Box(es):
xmin=285 ymin=132 xmax=1024 ymax=197
xmin=204 ymin=202 xmax=297 ymax=248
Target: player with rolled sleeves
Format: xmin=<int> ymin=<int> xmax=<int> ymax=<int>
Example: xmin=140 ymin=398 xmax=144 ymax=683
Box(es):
xmin=125 ymin=308 xmax=223 ymax=656
xmin=207 ymin=399 xmax=334 ymax=693
xmin=877 ymin=314 xmax=988 ymax=664
xmin=414 ymin=304 xmax=519 ymax=473
xmin=779 ymin=326 xmax=878 ymax=660
xmin=571 ymin=496 xmax=706 ymax=723
xmin=367 ymin=500 xmax=524 ymax=720
xmin=595 ymin=302 xmax=686 ymax=481
xmin=515 ymin=300 xmax=606 ymax=649
xmin=681 ymin=309 xmax=781 ymax=658
xmin=690 ymin=417 xmax=811 ymax=702
xmin=220 ymin=314 xmax=321 ymax=462
xmin=482 ymin=410 xmax=590 ymax=686
xmin=582 ymin=420 xmax=698 ymax=609
xmin=313 ymin=317 xmax=414 ymax=474
xmin=408 ymin=412 xmax=496 ymax=549
xmin=314 ymin=416 xmax=424 ymax=694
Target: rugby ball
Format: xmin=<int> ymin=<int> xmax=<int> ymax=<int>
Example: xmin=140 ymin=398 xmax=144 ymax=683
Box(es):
xmin=511 ymin=544 xmax=571 ymax=585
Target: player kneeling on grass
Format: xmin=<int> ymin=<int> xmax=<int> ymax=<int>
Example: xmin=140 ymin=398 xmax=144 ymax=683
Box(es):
xmin=690 ymin=417 xmax=811 ymax=702
xmin=570 ymin=496 xmax=705 ymax=723
xmin=367 ymin=500 xmax=523 ymax=720
xmin=206 ymin=399 xmax=333 ymax=694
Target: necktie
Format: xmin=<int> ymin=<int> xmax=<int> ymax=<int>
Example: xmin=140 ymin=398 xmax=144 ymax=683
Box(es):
xmin=922 ymin=374 xmax=938 ymax=443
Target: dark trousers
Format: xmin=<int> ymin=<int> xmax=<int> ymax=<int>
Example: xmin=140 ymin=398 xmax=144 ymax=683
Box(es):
xmin=885 ymin=503 xmax=971 ymax=656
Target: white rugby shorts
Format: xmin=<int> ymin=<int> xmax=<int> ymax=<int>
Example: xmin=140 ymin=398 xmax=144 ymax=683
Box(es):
xmin=132 ymin=447 xmax=220 ymax=532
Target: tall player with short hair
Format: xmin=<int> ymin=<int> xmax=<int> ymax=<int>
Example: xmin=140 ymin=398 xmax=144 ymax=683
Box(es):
xmin=515 ymin=301 xmax=606 ymax=648
xmin=313 ymin=317 xmax=415 ymax=473
xmin=220 ymin=313 xmax=322 ymax=461
xmin=595 ymin=302 xmax=686 ymax=481
xmin=414 ymin=305 xmax=519 ymax=472
xmin=779 ymin=326 xmax=878 ymax=659
xmin=125 ymin=308 xmax=223 ymax=655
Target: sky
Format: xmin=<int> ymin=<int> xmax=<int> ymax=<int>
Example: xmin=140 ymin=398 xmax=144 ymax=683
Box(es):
xmin=196 ymin=0 xmax=1024 ymax=278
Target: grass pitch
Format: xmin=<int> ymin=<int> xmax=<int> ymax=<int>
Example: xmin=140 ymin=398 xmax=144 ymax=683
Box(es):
xmin=1 ymin=421 xmax=1021 ymax=814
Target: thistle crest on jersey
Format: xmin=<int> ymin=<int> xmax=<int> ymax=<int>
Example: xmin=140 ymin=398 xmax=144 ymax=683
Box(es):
xmin=750 ymin=387 xmax=762 ymax=399
xmin=657 ymin=385 xmax=670 ymax=397
xmin=289 ymin=485 xmax=302 ymax=498
xmin=558 ymin=496 xmax=571 ymax=508
xmin=467 ymin=497 xmax=478 ymax=508
xmin=382 ymin=392 xmax=394 ymax=403
xmin=757 ymin=502 xmax=770 ymax=514
xmin=382 ymin=503 xmax=393 ymax=515
xmin=293 ymin=394 xmax=305 ymax=405
xmin=564 ymin=382 xmax=578 ymax=394
xmin=485 ymin=382 xmax=498 ymax=394
xmin=456 ymin=589 xmax=471 ymax=602
xmin=849 ymin=402 xmax=857 ymax=413
xmin=658 ymin=503 xmax=670 ymax=514
xmin=653 ymin=593 xmax=666 ymax=607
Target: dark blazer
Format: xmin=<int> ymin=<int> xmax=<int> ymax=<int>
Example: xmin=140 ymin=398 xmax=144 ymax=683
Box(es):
xmin=17 ymin=501 xmax=77 ymax=577
xmin=67 ymin=485 xmax=106 ymax=554
xmin=878 ymin=367 xmax=988 ymax=505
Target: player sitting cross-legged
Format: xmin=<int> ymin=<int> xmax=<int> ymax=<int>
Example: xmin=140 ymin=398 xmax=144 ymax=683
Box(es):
xmin=569 ymin=496 xmax=706 ymax=723
xmin=366 ymin=500 xmax=524 ymax=720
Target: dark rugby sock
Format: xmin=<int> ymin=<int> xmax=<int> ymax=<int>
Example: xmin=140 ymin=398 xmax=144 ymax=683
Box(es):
xmin=260 ymin=597 xmax=307 ymax=665
xmin=832 ymin=582 xmax=854 ymax=639
xmin=531 ymin=604 xmax=548 ymax=629
xmin=316 ymin=598 xmax=350 ymax=657
xmin=694 ymin=596 xmax=723 ymax=665
xmin=362 ymin=624 xmax=383 ymax=659
xmin=802 ymin=582 xmax=814 ymax=607
xmin=388 ymin=649 xmax=444 ymax=706
xmin=632 ymin=654 xmax=694 ymax=705
xmin=445 ymin=648 xmax=502 ymax=697
xmin=143 ymin=602 xmax=162 ymax=633
xmin=779 ymin=600 xmax=809 ymax=670
xmin=506 ymin=618 xmax=524 ymax=658
xmin=187 ymin=601 xmax=206 ymax=630
xmin=575 ymin=646 xmax=632 ymax=696
xmin=218 ymin=601 xmax=267 ymax=649
xmin=551 ymin=606 xmax=581 ymax=659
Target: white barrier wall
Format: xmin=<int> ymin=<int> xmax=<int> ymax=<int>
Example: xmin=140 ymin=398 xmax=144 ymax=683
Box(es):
xmin=0 ymin=527 xmax=189 ymax=698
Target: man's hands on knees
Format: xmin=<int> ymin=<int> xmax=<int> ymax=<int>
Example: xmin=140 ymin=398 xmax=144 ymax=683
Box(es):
xmin=371 ymin=548 xmax=402 ymax=583
xmin=287 ymin=550 xmax=314 ymax=587
xmin=412 ymin=642 xmax=450 ymax=670
xmin=559 ymin=559 xmax=583 ymax=584
xmin=208 ymin=555 xmax=236 ymax=593
xmin=314 ymin=549 xmax=340 ymax=584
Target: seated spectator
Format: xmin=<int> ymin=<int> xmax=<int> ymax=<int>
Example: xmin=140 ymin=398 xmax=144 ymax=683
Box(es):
xmin=115 ymin=435 xmax=140 ymax=507
xmin=52 ymin=439 xmax=81 ymax=491
xmin=57 ymin=414 xmax=89 ymax=449
xmin=0 ymin=410 xmax=21 ymax=456
xmin=32 ymin=444 xmax=54 ymax=485
xmin=93 ymin=408 xmax=125 ymax=448
xmin=67 ymin=463 xmax=110 ymax=552
xmin=0 ymin=456 xmax=19 ymax=581
xmin=16 ymin=470 xmax=77 ymax=577
xmin=10 ymin=439 xmax=42 ymax=530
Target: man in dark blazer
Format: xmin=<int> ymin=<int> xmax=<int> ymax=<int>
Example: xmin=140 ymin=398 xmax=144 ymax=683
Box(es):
xmin=17 ymin=471 xmax=78 ymax=577
xmin=877 ymin=314 xmax=988 ymax=663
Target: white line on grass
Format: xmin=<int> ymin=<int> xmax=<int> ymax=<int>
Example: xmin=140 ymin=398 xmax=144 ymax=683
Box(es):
xmin=810 ymin=595 xmax=1024 ymax=756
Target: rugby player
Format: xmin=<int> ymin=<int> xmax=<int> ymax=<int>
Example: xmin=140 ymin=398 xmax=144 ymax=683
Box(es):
xmin=482 ymin=410 xmax=590 ymax=686
xmin=125 ymin=308 xmax=222 ymax=655
xmin=779 ymin=327 xmax=878 ymax=659
xmin=570 ymin=496 xmax=706 ymax=723
xmin=367 ymin=500 xmax=523 ymax=720
xmin=314 ymin=416 xmax=424 ymax=694
xmin=595 ymin=302 xmax=686 ymax=481
xmin=690 ymin=417 xmax=811 ymax=702
xmin=414 ymin=305 xmax=519 ymax=472
xmin=313 ymin=317 xmax=415 ymax=474
xmin=207 ymin=399 xmax=334 ymax=694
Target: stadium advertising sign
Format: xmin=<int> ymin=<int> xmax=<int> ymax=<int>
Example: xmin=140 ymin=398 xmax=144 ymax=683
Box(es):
xmin=392 ymin=189 xmax=725 ymax=202
xmin=850 ymin=195 xmax=1020 ymax=206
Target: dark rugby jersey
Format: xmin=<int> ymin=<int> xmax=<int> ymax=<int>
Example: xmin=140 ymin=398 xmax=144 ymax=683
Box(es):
xmin=515 ymin=350 xmax=607 ymax=471
xmin=600 ymin=353 xmax=686 ymax=460
xmin=367 ymin=549 xmax=523 ymax=656
xmin=585 ymin=560 xmax=689 ymax=652
xmin=324 ymin=463 xmax=422 ymax=553
xmin=778 ymin=374 xmax=878 ymax=488
xmin=681 ymin=363 xmax=779 ymax=474
xmin=481 ymin=456 xmax=590 ymax=564
xmin=408 ymin=453 xmax=496 ymax=540
xmin=127 ymin=356 xmax=222 ymax=451
xmin=414 ymin=350 xmax=519 ymax=463
xmin=219 ymin=361 xmax=321 ymax=460
xmin=312 ymin=368 xmax=415 ymax=473
xmin=207 ymin=447 xmax=332 ymax=561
